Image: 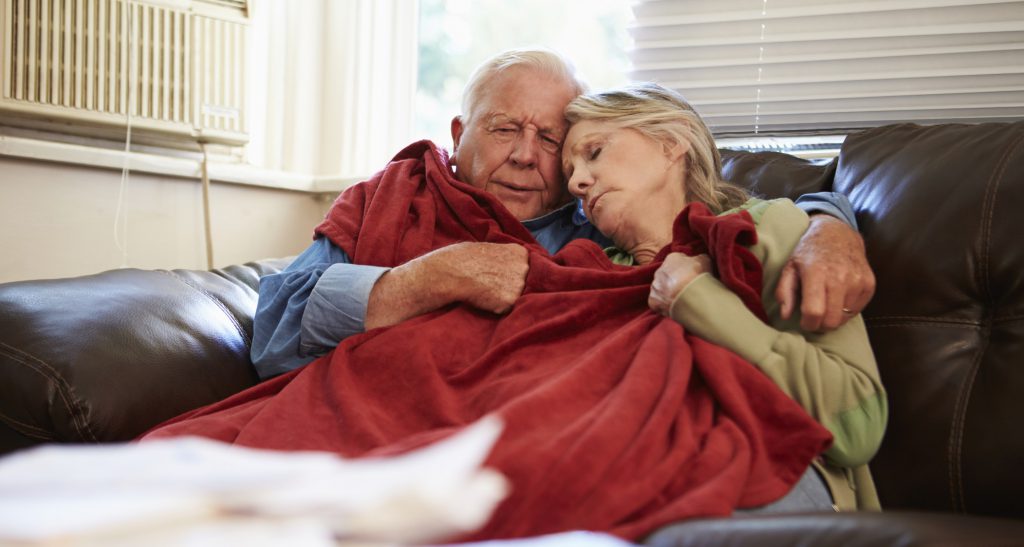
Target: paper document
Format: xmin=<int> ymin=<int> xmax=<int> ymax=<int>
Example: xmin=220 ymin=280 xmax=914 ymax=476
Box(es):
xmin=0 ymin=416 xmax=507 ymax=546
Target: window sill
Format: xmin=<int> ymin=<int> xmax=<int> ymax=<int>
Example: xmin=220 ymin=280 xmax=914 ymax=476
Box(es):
xmin=715 ymin=135 xmax=846 ymax=159
xmin=0 ymin=133 xmax=360 ymax=194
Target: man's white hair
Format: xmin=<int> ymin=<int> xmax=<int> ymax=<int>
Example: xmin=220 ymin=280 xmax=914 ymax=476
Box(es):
xmin=460 ymin=47 xmax=589 ymax=121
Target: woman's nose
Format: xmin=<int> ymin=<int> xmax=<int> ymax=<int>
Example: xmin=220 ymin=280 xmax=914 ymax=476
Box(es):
xmin=568 ymin=168 xmax=591 ymax=197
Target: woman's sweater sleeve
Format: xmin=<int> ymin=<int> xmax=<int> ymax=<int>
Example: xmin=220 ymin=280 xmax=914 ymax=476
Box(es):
xmin=668 ymin=199 xmax=887 ymax=468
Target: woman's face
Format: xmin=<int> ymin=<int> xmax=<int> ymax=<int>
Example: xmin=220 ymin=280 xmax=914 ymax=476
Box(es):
xmin=562 ymin=120 xmax=688 ymax=249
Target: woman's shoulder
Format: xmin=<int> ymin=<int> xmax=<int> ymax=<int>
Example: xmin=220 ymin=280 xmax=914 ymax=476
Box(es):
xmin=724 ymin=198 xmax=810 ymax=269
xmin=603 ymin=247 xmax=636 ymax=266
xmin=721 ymin=197 xmax=807 ymax=227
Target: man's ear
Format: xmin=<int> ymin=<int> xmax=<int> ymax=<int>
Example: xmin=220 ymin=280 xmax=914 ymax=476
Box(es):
xmin=451 ymin=116 xmax=465 ymax=153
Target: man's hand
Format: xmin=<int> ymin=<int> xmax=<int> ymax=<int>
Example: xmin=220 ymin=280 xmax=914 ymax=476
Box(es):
xmin=648 ymin=253 xmax=712 ymax=316
xmin=777 ymin=214 xmax=875 ymax=332
xmin=445 ymin=242 xmax=530 ymax=313
xmin=365 ymin=242 xmax=529 ymax=330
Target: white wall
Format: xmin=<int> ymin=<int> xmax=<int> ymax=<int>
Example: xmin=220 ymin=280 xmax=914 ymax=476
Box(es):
xmin=0 ymin=156 xmax=332 ymax=283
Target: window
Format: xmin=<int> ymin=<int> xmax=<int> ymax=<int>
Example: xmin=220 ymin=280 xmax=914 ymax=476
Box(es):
xmin=415 ymin=0 xmax=634 ymax=147
xmin=630 ymin=0 xmax=1024 ymax=138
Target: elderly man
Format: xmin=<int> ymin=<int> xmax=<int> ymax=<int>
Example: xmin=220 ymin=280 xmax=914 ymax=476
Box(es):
xmin=251 ymin=48 xmax=873 ymax=380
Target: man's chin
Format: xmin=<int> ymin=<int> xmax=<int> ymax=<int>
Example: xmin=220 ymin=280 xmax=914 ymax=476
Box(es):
xmin=510 ymin=199 xmax=576 ymax=221
xmin=488 ymin=188 xmax=538 ymax=220
xmin=489 ymin=186 xmax=571 ymax=221
xmin=506 ymin=205 xmax=545 ymax=222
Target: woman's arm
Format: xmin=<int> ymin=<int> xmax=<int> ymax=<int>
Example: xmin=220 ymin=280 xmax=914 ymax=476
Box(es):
xmin=662 ymin=199 xmax=887 ymax=468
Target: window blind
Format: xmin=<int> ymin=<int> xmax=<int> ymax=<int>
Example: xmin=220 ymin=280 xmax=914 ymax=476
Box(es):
xmin=629 ymin=0 xmax=1024 ymax=136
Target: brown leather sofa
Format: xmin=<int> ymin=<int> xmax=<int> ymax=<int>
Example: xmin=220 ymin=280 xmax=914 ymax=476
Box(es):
xmin=2 ymin=122 xmax=1023 ymax=546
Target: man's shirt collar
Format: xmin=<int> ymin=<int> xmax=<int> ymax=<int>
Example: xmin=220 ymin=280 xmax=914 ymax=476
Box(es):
xmin=521 ymin=200 xmax=591 ymax=230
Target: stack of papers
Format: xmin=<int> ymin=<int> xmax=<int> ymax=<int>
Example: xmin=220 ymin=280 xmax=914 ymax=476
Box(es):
xmin=0 ymin=416 xmax=508 ymax=546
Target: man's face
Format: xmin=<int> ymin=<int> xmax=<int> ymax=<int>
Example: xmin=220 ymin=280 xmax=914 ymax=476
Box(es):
xmin=450 ymin=67 xmax=579 ymax=221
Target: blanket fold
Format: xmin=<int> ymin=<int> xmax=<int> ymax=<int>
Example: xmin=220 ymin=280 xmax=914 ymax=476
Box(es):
xmin=143 ymin=140 xmax=831 ymax=541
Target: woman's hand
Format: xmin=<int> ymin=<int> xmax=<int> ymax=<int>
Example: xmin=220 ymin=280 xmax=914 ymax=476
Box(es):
xmin=648 ymin=253 xmax=712 ymax=316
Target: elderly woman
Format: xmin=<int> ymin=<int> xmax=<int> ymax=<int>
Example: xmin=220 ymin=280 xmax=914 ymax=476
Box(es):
xmin=562 ymin=83 xmax=887 ymax=517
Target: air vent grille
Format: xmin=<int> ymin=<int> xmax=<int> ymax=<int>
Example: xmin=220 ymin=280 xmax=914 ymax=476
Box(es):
xmin=1 ymin=0 xmax=248 ymax=145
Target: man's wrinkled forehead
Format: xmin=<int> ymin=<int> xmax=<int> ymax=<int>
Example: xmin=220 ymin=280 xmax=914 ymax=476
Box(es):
xmin=468 ymin=68 xmax=574 ymax=129
xmin=478 ymin=111 xmax=567 ymax=138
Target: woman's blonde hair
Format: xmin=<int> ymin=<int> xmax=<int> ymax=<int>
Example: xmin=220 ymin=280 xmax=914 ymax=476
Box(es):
xmin=461 ymin=47 xmax=588 ymax=121
xmin=564 ymin=83 xmax=747 ymax=214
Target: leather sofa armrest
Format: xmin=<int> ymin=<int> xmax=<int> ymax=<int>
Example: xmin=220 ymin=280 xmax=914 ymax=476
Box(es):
xmin=0 ymin=258 xmax=291 ymax=453
xmin=643 ymin=511 xmax=1024 ymax=547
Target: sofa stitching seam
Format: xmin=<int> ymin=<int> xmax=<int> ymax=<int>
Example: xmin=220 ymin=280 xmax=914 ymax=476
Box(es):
xmin=948 ymin=131 xmax=1022 ymax=512
xmin=0 ymin=341 xmax=99 ymax=442
xmin=948 ymin=328 xmax=989 ymax=513
xmin=976 ymin=130 xmax=1022 ymax=305
xmin=868 ymin=314 xmax=1024 ymax=325
xmin=0 ymin=409 xmax=55 ymax=439
xmin=161 ymin=270 xmax=251 ymax=347
xmin=867 ymin=320 xmax=982 ymax=328
xmin=978 ymin=130 xmax=1024 ymax=303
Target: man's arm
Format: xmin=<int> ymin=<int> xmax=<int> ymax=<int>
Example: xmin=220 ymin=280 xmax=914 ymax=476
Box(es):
xmin=365 ymin=242 xmax=529 ymax=330
xmin=785 ymin=192 xmax=876 ymax=332
xmin=794 ymin=191 xmax=858 ymax=229
xmin=251 ymin=239 xmax=530 ymax=380
xmin=250 ymin=238 xmax=388 ymax=380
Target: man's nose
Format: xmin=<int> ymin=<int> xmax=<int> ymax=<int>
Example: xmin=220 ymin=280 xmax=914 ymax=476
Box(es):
xmin=509 ymin=129 xmax=540 ymax=168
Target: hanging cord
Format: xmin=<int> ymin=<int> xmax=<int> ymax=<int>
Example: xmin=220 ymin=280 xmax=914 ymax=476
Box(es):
xmin=113 ymin=113 xmax=133 ymax=268
xmin=114 ymin=0 xmax=137 ymax=268
xmin=754 ymin=0 xmax=769 ymax=135
xmin=200 ymin=142 xmax=215 ymax=270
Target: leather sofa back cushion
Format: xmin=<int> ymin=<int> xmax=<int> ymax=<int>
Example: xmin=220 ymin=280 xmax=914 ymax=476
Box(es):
xmin=834 ymin=122 xmax=1024 ymax=518
xmin=724 ymin=122 xmax=1024 ymax=518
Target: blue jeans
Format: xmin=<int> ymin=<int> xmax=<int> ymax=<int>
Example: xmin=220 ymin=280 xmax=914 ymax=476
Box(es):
xmin=643 ymin=466 xmax=834 ymax=546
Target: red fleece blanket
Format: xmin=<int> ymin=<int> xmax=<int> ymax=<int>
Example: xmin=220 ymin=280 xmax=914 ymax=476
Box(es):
xmin=143 ymin=141 xmax=831 ymax=541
